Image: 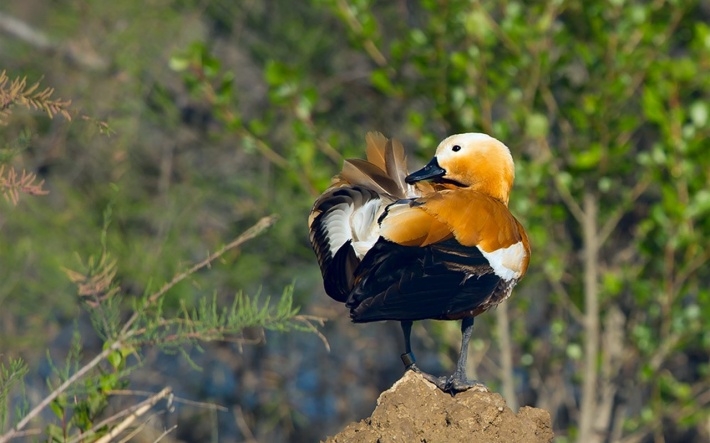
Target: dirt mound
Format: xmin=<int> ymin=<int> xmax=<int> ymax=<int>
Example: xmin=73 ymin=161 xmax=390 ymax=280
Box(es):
xmin=323 ymin=371 xmax=553 ymax=443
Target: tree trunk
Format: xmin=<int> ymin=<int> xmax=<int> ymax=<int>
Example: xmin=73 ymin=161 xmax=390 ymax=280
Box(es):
xmin=578 ymin=192 xmax=600 ymax=443
xmin=496 ymin=303 xmax=518 ymax=411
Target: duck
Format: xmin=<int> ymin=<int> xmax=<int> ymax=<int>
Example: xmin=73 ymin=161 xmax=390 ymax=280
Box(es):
xmin=308 ymin=132 xmax=530 ymax=394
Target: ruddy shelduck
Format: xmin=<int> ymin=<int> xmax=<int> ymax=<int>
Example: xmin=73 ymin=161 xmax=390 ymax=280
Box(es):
xmin=308 ymin=132 xmax=530 ymax=394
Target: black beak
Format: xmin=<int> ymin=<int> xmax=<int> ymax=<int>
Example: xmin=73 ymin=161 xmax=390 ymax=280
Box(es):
xmin=405 ymin=157 xmax=446 ymax=184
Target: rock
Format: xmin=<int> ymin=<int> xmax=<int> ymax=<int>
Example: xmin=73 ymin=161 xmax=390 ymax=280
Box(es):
xmin=323 ymin=371 xmax=554 ymax=443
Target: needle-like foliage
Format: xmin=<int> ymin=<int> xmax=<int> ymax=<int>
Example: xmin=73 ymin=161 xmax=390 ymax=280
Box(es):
xmin=0 ymin=71 xmax=71 ymax=123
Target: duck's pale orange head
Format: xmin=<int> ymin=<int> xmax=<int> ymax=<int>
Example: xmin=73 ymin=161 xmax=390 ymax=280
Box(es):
xmin=405 ymin=133 xmax=515 ymax=204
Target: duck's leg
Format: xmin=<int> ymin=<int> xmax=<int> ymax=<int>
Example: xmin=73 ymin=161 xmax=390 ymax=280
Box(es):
xmin=400 ymin=320 xmax=450 ymax=386
xmin=444 ymin=317 xmax=488 ymax=394
xmin=399 ymin=320 xmax=417 ymax=369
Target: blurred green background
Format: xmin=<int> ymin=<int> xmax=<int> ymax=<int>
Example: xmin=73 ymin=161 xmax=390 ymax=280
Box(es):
xmin=1 ymin=0 xmax=710 ymax=442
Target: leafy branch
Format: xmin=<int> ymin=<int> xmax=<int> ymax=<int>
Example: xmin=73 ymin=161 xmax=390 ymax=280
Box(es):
xmin=0 ymin=359 xmax=28 ymax=433
xmin=0 ymin=70 xmax=71 ymax=123
xmin=0 ymin=165 xmax=48 ymax=205
xmin=0 ymin=71 xmax=71 ymax=206
xmin=0 ymin=214 xmax=324 ymax=442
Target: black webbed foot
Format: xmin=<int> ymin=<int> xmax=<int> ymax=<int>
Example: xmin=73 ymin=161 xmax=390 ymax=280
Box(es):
xmin=440 ymin=373 xmax=488 ymax=395
xmin=401 ymin=354 xmax=487 ymax=395
xmin=404 ymin=361 xmax=447 ymax=385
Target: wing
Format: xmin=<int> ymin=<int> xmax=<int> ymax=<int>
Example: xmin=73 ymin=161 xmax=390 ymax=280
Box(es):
xmin=418 ymin=190 xmax=531 ymax=280
xmin=309 ymin=133 xmax=424 ymax=302
xmin=309 ymin=186 xmax=384 ymax=302
xmin=346 ymin=237 xmax=501 ymax=322
xmin=378 ymin=200 xmax=453 ymax=246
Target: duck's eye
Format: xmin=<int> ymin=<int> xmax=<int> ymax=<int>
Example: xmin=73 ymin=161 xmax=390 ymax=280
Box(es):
xmin=452 ymin=145 xmax=461 ymax=152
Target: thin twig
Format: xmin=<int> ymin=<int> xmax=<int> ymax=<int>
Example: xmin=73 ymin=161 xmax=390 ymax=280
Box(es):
xmin=335 ymin=0 xmax=388 ymax=67
xmin=544 ymin=269 xmax=585 ymax=326
xmin=294 ymin=315 xmax=330 ymax=352
xmin=108 ymin=389 xmax=227 ymax=412
xmin=470 ymin=0 xmax=522 ymax=56
xmin=673 ymin=250 xmax=710 ymax=295
xmin=0 ymin=12 xmax=106 ymax=70
xmin=538 ymin=139 xmax=586 ymax=223
xmin=597 ymin=177 xmax=651 ymax=246
xmin=235 ymin=129 xmax=290 ymax=169
xmin=0 ymin=12 xmax=51 ymax=48
xmin=0 ymin=429 xmax=41 ymax=439
xmin=94 ymin=387 xmax=172 ymax=443
xmin=234 ymin=405 xmax=257 ymax=443
xmin=152 ymin=425 xmax=178 ymax=443
xmin=117 ymin=414 xmax=156 ymax=443
xmin=65 ymin=389 xmax=172 ymax=443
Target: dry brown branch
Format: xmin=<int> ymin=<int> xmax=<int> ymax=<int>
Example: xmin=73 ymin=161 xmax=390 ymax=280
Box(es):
xmin=108 ymin=389 xmax=227 ymax=412
xmin=234 ymin=405 xmax=258 ymax=443
xmin=0 ymin=12 xmax=108 ymax=71
xmin=151 ymin=425 xmax=178 ymax=443
xmin=294 ymin=314 xmax=330 ymax=352
xmin=93 ymin=387 xmax=172 ymax=443
xmin=0 ymin=429 xmax=41 ymax=439
xmin=116 ymin=416 xmax=156 ymax=443
xmin=65 ymin=391 xmax=171 ymax=443
xmin=0 ymin=12 xmax=51 ymax=50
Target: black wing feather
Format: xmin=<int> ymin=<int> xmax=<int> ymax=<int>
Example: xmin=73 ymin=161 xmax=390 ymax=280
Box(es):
xmin=322 ymin=240 xmax=358 ymax=302
xmin=347 ymin=238 xmax=501 ymax=322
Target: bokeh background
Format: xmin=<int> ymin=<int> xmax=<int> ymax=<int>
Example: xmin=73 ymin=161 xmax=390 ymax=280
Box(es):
xmin=1 ymin=1 xmax=710 ymax=442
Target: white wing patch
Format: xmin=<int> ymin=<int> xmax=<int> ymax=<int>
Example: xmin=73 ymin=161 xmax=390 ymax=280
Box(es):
xmin=350 ymin=199 xmax=382 ymax=257
xmin=478 ymin=241 xmax=526 ymax=281
xmin=321 ymin=205 xmax=352 ymax=257
xmin=321 ymin=198 xmax=383 ymax=259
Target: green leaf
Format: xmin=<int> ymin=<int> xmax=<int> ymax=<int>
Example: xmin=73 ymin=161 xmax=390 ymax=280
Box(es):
xmin=689 ymin=101 xmax=708 ymax=127
xmin=525 ymin=113 xmax=549 ymax=138
xmin=464 ymin=10 xmax=492 ymax=41
xmin=107 ymin=350 xmax=123 ymax=370
xmin=572 ymin=145 xmax=602 ymax=169
xmin=566 ymin=343 xmax=582 ymax=360
xmin=49 ymin=397 xmax=65 ymax=420
xmin=370 ymin=70 xmax=393 ymax=93
xmin=642 ymin=87 xmax=665 ymax=123
xmin=168 ymin=55 xmax=189 ymax=72
xmin=687 ymin=189 xmax=710 ymax=218
xmin=265 ymin=60 xmax=292 ymax=86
